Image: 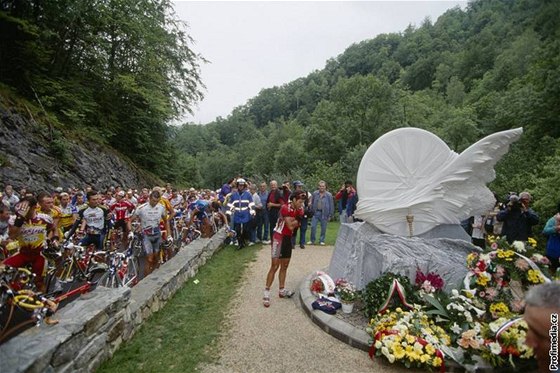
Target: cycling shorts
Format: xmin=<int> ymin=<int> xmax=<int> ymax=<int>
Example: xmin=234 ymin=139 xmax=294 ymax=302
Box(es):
xmin=271 ymin=232 xmax=293 ymax=259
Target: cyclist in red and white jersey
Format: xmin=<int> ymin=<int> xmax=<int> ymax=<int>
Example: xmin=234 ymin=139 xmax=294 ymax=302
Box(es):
xmin=110 ymin=190 xmax=135 ymax=246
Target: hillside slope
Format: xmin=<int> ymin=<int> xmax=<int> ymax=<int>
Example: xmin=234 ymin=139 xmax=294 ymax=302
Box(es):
xmin=0 ymin=100 xmax=161 ymax=192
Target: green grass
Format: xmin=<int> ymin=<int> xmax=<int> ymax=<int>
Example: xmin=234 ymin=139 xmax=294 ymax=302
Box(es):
xmin=324 ymin=220 xmax=341 ymax=245
xmin=97 ymin=243 xmax=259 ymax=373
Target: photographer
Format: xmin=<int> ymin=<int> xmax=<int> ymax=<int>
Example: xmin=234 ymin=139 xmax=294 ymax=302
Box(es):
xmin=335 ymin=180 xmax=356 ymax=224
xmin=496 ymin=191 xmax=539 ymax=244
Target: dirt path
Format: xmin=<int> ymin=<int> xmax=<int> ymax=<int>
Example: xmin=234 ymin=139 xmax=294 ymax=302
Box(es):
xmin=197 ymin=245 xmax=409 ymax=373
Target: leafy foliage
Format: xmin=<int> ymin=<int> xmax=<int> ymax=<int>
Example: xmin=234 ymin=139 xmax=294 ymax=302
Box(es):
xmin=2 ymin=0 xmax=560 ymax=234
xmin=362 ymin=272 xmax=420 ymax=319
xmin=0 ymin=0 xmax=204 ymax=182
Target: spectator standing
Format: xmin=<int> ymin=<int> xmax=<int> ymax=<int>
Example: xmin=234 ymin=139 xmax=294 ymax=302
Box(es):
xmin=2 ymin=184 xmax=19 ymax=212
xmin=497 ymin=191 xmax=539 ymax=243
xmin=257 ymin=182 xmax=269 ymax=244
xmin=542 ymin=204 xmax=560 ymax=274
xmin=266 ymin=180 xmax=284 ymax=242
xmin=335 ymin=180 xmax=356 ymax=224
xmin=308 ymin=181 xmax=334 ymax=246
xmin=219 ymin=178 xmax=235 ymax=204
xmin=228 ymin=179 xmax=254 ymax=250
xmin=471 ymin=215 xmax=486 ymax=249
xmin=291 ymin=180 xmax=310 ymax=249
xmin=249 ymin=183 xmax=261 ymax=245
xmin=281 ymin=180 xmax=291 ymax=203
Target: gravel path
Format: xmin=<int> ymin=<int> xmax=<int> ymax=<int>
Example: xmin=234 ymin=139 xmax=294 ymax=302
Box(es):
xmin=197 ymin=245 xmax=412 ymax=373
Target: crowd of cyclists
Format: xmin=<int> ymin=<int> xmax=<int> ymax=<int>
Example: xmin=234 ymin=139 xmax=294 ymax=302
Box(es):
xmin=0 ymin=182 xmax=231 ymax=341
xmin=0 ymin=176 xmax=351 ymax=340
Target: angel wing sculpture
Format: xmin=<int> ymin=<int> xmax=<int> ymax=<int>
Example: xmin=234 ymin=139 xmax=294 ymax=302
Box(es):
xmin=354 ymin=127 xmax=523 ymax=236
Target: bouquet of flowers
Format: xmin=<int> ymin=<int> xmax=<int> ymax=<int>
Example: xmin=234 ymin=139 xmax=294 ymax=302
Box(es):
xmin=335 ymin=278 xmax=357 ymax=303
xmin=450 ymin=318 xmax=535 ymax=370
xmin=309 ymin=271 xmax=335 ymax=297
xmin=368 ymin=306 xmax=451 ymax=371
xmin=465 ymin=236 xmax=550 ymax=317
xmin=415 ymin=268 xmax=445 ymax=295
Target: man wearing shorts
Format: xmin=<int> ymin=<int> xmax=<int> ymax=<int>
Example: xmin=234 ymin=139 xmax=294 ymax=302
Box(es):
xmin=263 ymin=190 xmax=304 ymax=307
xmin=130 ymin=191 xmax=171 ymax=277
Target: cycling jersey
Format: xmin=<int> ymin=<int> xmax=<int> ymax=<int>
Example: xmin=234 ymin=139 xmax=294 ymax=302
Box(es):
xmin=134 ymin=203 xmax=167 ymax=233
xmin=159 ymin=197 xmax=173 ymax=213
xmin=58 ymin=204 xmax=78 ymax=229
xmin=38 ymin=205 xmax=62 ymax=221
xmin=15 ymin=213 xmax=54 ymax=254
xmin=110 ymin=200 xmax=134 ymax=221
xmin=77 ymin=206 xmax=110 ymax=235
xmin=274 ymin=203 xmax=304 ymax=236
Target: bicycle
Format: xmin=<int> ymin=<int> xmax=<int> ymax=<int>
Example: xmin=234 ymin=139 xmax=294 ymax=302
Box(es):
xmin=43 ymin=242 xmax=108 ymax=306
xmin=97 ymin=244 xmax=139 ymax=288
xmin=0 ymin=266 xmax=57 ymax=344
xmin=181 ymin=225 xmax=201 ymax=245
xmin=104 ymin=226 xmax=127 ymax=252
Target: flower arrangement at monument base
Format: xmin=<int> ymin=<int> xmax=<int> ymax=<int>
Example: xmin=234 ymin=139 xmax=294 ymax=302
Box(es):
xmin=415 ymin=267 xmax=445 ymax=296
xmin=309 ymin=270 xmax=335 ymax=297
xmin=335 ymin=278 xmax=357 ymax=304
xmin=367 ymin=306 xmax=450 ymax=372
xmin=364 ymin=236 xmax=546 ymax=372
xmin=362 ymin=272 xmax=419 ymax=319
xmin=464 ymin=236 xmax=550 ymax=318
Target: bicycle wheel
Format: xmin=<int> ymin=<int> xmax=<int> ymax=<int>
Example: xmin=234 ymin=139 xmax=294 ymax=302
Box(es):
xmin=131 ymin=236 xmax=143 ymax=258
xmin=123 ymin=257 xmax=139 ymax=287
xmin=98 ymin=270 xmax=122 ymax=288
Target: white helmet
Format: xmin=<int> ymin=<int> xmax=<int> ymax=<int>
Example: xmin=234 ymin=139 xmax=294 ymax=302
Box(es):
xmin=236 ymin=178 xmax=246 ymax=185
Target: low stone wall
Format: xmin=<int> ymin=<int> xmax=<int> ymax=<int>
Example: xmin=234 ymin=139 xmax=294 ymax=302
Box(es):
xmin=1 ymin=228 xmax=226 ymax=373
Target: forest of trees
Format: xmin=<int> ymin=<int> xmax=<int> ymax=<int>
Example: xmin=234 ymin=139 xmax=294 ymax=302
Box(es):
xmin=1 ymin=0 xmax=560 ymax=220
xmin=171 ymin=0 xmax=560 ymax=220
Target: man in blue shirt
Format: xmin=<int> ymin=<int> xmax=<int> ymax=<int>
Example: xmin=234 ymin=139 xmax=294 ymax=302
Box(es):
xmin=308 ymin=181 xmax=334 ymax=246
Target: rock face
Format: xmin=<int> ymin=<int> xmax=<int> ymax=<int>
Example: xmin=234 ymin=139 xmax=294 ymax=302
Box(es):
xmin=0 ymin=105 xmax=161 ymax=192
xmin=328 ymin=221 xmax=479 ymax=291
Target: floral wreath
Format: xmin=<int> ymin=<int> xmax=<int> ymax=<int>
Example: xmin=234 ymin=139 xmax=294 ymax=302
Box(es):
xmin=309 ymin=271 xmax=336 ymax=296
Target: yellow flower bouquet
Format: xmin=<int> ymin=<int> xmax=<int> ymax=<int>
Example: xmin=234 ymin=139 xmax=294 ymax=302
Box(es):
xmin=367 ymin=306 xmax=450 ymax=371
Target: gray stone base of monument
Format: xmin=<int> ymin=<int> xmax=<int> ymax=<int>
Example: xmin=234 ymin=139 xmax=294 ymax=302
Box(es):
xmin=328 ymin=221 xmax=480 ymax=292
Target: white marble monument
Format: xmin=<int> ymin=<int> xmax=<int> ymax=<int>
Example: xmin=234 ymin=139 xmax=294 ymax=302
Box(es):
xmin=329 ymin=127 xmax=523 ymax=290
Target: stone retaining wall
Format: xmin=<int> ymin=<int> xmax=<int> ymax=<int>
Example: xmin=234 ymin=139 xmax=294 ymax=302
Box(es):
xmin=1 ymin=229 xmax=226 ymax=373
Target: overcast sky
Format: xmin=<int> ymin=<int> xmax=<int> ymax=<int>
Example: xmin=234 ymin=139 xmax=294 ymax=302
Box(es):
xmin=174 ymin=1 xmax=467 ymax=125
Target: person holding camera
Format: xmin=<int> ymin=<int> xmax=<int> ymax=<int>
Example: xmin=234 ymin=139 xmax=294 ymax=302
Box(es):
xmin=496 ymin=191 xmax=539 ymax=244
xmin=335 ymin=180 xmax=356 ymax=224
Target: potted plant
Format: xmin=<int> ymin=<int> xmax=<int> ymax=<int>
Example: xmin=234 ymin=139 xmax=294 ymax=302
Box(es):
xmin=335 ymin=278 xmax=357 ymax=313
